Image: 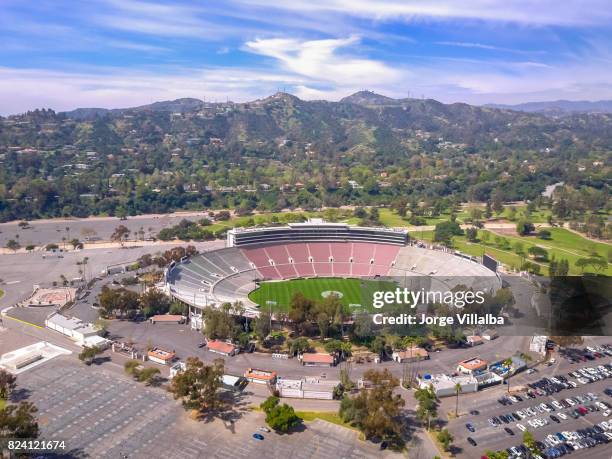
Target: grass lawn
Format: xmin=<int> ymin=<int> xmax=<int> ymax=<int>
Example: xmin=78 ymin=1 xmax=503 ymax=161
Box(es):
xmin=0 ymin=399 xmax=5 ymax=410
xmin=409 ymin=228 xmax=611 ymax=276
xmin=295 ymin=411 xmax=357 ymax=430
xmin=0 ymin=289 xmax=4 ymax=299
xmin=248 ymin=277 xmax=396 ymax=313
xmin=378 ymin=209 xmax=409 ymax=227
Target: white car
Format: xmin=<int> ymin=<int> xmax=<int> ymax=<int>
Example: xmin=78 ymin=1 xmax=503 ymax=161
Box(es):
xmin=558 ymin=412 xmax=568 ymax=420
xmin=603 ymin=410 xmax=611 ymax=417
xmin=568 ymin=381 xmax=578 ymax=388
xmin=566 ymin=398 xmax=576 ymax=406
xmin=528 ymin=420 xmax=538 ymax=428
xmin=516 ymin=423 xmax=526 ymax=431
xmin=552 ymin=401 xmax=563 ymax=410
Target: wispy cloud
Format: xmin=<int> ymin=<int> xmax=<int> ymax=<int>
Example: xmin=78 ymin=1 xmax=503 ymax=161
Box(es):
xmin=244 ymin=36 xmax=402 ymax=87
xmin=236 ymin=0 xmax=612 ymax=26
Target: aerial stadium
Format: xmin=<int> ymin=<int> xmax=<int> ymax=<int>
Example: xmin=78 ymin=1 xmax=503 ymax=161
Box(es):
xmin=164 ymin=219 xmax=501 ymax=326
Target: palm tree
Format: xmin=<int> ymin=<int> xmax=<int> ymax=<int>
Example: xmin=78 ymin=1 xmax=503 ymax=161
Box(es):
xmin=455 ymin=382 xmax=462 ymax=417
xmin=503 ymin=357 xmax=514 ymax=392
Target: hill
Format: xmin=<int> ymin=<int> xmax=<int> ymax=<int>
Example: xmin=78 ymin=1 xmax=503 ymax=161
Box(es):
xmin=0 ymin=91 xmax=609 ymax=222
xmin=486 ymin=99 xmax=612 ymax=115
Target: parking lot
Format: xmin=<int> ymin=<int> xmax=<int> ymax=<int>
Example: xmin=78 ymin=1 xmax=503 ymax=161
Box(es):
xmin=446 ymin=340 xmax=612 ymax=458
xmin=14 ymin=356 xmax=397 ymax=459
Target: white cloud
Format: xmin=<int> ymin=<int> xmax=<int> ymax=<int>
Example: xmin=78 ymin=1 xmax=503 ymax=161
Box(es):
xmin=244 ymin=36 xmax=402 ymax=87
xmin=236 ymin=0 xmax=612 ymax=26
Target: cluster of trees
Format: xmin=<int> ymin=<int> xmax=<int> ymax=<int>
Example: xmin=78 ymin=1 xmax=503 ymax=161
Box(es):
xmin=0 ymin=370 xmax=39 ymax=445
xmin=339 ymin=369 xmax=406 ymax=448
xmin=260 ymin=396 xmax=300 ymax=432
xmin=415 ymin=385 xmax=438 ymax=431
xmin=98 ymin=286 xmax=182 ymax=319
xmin=169 ymin=357 xmax=225 ymax=416
xmin=1 ymin=99 xmax=609 ymax=224
xmin=286 ymin=292 xmax=351 ymax=339
xmin=137 ymin=245 xmax=198 ymax=268
xmin=433 ymin=220 xmax=464 ymax=247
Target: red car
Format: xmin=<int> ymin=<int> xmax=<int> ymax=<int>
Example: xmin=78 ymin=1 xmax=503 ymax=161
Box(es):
xmin=577 ymin=406 xmax=588 ymax=415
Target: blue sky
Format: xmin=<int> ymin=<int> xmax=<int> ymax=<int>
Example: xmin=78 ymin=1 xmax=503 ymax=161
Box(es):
xmin=2 ymin=0 xmax=612 ymax=114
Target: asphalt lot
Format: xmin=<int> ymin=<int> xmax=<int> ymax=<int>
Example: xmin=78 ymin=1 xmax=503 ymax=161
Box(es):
xmin=445 ymin=337 xmax=612 ymax=458
xmin=0 ymin=240 xmax=223 ymax=311
xmin=0 ymin=213 xmax=212 ymax=248
xmin=12 ymin=356 xmax=399 ymax=459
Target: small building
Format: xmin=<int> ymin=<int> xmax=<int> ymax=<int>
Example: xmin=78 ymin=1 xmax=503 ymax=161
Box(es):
xmin=392 ymin=347 xmax=429 ymax=363
xmin=207 ymin=340 xmax=237 ymax=356
xmin=170 ymin=361 xmax=186 ymax=378
xmin=149 ymin=314 xmax=185 ymax=324
xmin=466 ymin=335 xmax=484 ymax=346
xmin=79 ymin=335 xmax=110 ymax=350
xmin=481 ymin=330 xmax=498 ymax=341
xmin=147 ymin=348 xmax=176 ymax=365
xmin=529 ymin=335 xmax=548 ymax=355
xmin=418 ymin=374 xmax=478 ymax=398
xmin=45 ymin=313 xmax=100 ymax=344
xmin=221 ymin=374 xmax=248 ymax=392
xmin=244 ymin=368 xmax=277 ymax=385
xmin=457 ymin=357 xmax=488 ymax=375
xmin=276 ymin=377 xmax=339 ymax=400
xmin=300 ymin=353 xmax=336 ymax=367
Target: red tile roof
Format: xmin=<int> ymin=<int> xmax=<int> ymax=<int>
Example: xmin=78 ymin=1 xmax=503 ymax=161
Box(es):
xmin=244 ymin=368 xmax=277 ymax=381
xmin=207 ymin=340 xmax=236 ymax=354
xmin=302 ymin=353 xmax=334 ymax=364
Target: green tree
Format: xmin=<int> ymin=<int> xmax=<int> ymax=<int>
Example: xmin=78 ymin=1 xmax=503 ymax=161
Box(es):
xmin=454 ymin=382 xmax=462 ymax=417
xmin=289 ymin=337 xmax=310 ymax=356
xmin=254 ymin=310 xmax=271 ymax=341
xmin=523 ymin=430 xmax=540 ymax=455
xmin=5 ymin=240 xmax=20 ymax=252
xmin=78 ymin=346 xmax=103 ymax=365
xmin=202 ymin=305 xmax=239 ymax=341
xmin=339 ymin=369 xmax=405 ymax=446
xmin=516 ymin=220 xmax=534 ymax=236
xmin=170 ymin=357 xmax=225 ymax=415
xmin=433 ymin=220 xmax=464 ymax=247
xmin=140 ymin=288 xmax=171 ymax=318
xmin=437 ymin=428 xmax=454 ymax=452
xmin=0 ymin=401 xmax=39 ymax=440
xmin=0 ymin=370 xmax=17 ymax=399
xmin=484 ymin=451 xmax=509 ymax=459
xmin=465 ymin=227 xmax=478 ymax=242
xmin=527 ymin=246 xmax=548 ymax=261
xmin=265 ymin=403 xmax=301 ymax=432
xmin=137 ymin=367 xmax=161 ymax=385
xmin=260 ymin=396 xmax=280 ymax=414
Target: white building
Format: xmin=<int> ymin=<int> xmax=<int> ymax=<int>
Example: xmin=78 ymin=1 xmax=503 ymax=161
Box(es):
xmin=529 ymin=336 xmax=549 ymax=355
xmin=45 ymin=313 xmax=101 ymax=345
xmin=418 ymin=374 xmax=478 ymax=398
xmin=276 ymin=377 xmax=339 ymax=400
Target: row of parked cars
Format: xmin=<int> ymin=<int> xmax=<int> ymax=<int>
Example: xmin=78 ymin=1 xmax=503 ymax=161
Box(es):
xmin=491 ymin=392 xmax=610 ymax=434
xmin=567 ymin=363 xmax=612 ymax=384
xmin=498 ymin=421 xmax=612 ymax=459
xmin=559 ymin=344 xmax=612 ymax=364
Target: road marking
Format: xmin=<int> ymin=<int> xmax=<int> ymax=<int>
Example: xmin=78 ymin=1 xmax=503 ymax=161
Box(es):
xmin=4 ymin=314 xmax=43 ymax=329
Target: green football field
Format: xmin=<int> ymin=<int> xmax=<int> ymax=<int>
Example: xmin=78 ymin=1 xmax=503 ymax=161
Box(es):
xmin=248 ymin=277 xmax=396 ymax=313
